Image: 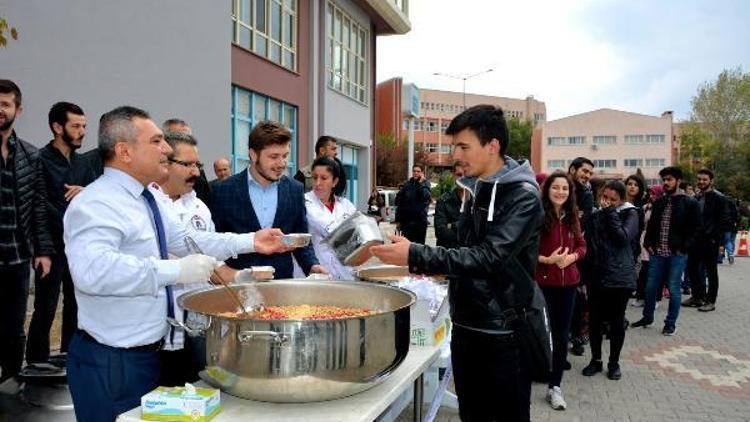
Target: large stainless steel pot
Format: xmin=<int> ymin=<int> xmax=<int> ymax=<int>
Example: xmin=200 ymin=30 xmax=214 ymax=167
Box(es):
xmin=176 ymin=280 xmax=415 ymax=402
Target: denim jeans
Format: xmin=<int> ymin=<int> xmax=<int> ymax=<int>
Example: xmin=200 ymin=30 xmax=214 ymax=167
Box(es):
xmin=724 ymin=231 xmax=737 ymax=257
xmin=643 ymin=254 xmax=688 ymax=326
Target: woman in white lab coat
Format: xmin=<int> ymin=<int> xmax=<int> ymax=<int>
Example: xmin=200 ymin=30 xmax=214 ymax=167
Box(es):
xmin=303 ymin=157 xmax=358 ymax=280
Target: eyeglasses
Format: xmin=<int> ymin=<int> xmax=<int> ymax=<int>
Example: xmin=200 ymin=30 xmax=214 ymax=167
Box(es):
xmin=168 ymin=158 xmax=203 ymax=170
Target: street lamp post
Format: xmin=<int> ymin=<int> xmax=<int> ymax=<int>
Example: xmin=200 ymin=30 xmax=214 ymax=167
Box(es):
xmin=433 ymin=68 xmax=494 ymax=108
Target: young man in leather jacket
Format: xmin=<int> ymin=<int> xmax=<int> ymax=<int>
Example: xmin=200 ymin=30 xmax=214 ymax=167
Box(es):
xmin=371 ymin=104 xmax=543 ymax=422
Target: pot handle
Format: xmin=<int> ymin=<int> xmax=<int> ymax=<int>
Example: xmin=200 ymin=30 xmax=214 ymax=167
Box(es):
xmin=167 ymin=317 xmax=207 ymax=337
xmin=238 ymin=330 xmax=289 ymax=345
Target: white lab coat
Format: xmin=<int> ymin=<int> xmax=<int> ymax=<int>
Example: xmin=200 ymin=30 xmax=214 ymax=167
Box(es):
xmin=300 ymin=191 xmax=358 ymax=280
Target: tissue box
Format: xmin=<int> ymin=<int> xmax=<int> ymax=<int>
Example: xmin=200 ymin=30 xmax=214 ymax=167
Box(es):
xmin=141 ymin=386 xmax=220 ymax=421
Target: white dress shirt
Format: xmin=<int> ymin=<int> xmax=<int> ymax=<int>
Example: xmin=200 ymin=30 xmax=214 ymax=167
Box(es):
xmin=302 ymin=191 xmax=357 ymax=280
xmin=148 ymin=184 xmax=215 ymax=351
xmin=64 ymin=168 xmax=255 ymax=348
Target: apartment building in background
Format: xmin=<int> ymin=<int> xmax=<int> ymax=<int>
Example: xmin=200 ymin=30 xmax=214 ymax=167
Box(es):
xmin=538 ymin=108 xmax=674 ymax=186
xmin=376 ymin=78 xmax=546 ymax=172
xmin=3 ymin=0 xmax=410 ymax=208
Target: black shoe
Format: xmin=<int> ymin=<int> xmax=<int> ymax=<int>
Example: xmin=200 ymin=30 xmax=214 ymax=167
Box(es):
xmin=582 ymin=360 xmax=603 ymax=376
xmin=631 ymin=318 xmax=653 ymax=328
xmin=682 ymin=297 xmax=704 ymax=307
xmin=662 ymin=324 xmax=677 ymax=336
xmin=698 ymin=302 xmax=716 ymax=312
xmin=607 ymin=362 xmax=622 ymax=380
xmin=571 ymin=343 xmax=585 ymax=356
xmin=563 ymin=360 xmax=572 ymax=371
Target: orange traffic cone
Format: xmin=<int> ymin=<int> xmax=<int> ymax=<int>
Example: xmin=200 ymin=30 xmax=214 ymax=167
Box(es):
xmin=738 ymin=231 xmax=749 ymax=257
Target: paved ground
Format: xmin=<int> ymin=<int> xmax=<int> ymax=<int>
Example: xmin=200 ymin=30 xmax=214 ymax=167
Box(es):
xmin=26 ymin=225 xmax=750 ymax=421
xmin=392 ymin=226 xmax=750 ymax=421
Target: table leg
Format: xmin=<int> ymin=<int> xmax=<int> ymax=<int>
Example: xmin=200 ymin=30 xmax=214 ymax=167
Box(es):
xmin=413 ymin=374 xmax=424 ymax=422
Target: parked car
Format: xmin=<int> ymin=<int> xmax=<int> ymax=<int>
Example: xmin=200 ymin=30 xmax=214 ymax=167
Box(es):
xmin=377 ymin=188 xmax=399 ymax=223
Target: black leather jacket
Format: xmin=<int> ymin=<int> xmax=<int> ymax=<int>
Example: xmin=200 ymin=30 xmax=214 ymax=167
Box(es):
xmin=589 ymin=205 xmax=639 ymax=290
xmin=695 ymin=190 xmax=729 ymax=243
xmin=408 ymin=177 xmax=543 ymax=332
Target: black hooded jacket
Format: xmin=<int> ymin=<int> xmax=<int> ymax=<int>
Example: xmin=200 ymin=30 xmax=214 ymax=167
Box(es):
xmin=407 ymin=158 xmax=543 ymax=332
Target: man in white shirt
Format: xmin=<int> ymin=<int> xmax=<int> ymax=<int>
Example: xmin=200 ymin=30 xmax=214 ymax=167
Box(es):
xmin=63 ymin=106 xmax=288 ymax=422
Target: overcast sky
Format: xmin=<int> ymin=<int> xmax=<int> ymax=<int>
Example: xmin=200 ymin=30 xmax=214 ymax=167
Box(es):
xmin=376 ymin=0 xmax=750 ymax=121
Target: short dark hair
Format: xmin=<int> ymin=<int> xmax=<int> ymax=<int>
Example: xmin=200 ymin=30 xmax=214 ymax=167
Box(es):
xmin=445 ymin=104 xmax=509 ymax=156
xmin=0 ymin=79 xmax=22 ymax=106
xmin=315 ymin=135 xmax=337 ymax=156
xmin=659 ymin=166 xmax=684 ymax=180
xmin=568 ymin=157 xmax=594 ymax=173
xmin=98 ymin=106 xmax=151 ymax=162
xmin=603 ymin=180 xmax=627 ymax=200
xmin=412 ymin=163 xmax=425 ymax=172
xmin=248 ymin=121 xmax=291 ymax=152
xmin=48 ymin=102 xmax=84 ymax=132
xmin=697 ymin=168 xmax=715 ymax=180
xmin=311 ymin=156 xmax=347 ymax=198
xmin=164 ymin=132 xmax=197 ymax=159
xmin=162 ymin=118 xmax=189 ymax=132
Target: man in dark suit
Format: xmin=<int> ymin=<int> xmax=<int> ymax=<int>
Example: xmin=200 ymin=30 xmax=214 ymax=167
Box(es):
xmin=210 ymin=121 xmax=326 ymax=278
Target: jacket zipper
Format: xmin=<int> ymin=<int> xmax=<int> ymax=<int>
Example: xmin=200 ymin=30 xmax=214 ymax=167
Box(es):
xmin=559 ymin=217 xmax=565 ymax=286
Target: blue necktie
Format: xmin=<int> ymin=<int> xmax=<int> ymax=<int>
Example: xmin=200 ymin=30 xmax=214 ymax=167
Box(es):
xmin=142 ymin=188 xmax=175 ymax=343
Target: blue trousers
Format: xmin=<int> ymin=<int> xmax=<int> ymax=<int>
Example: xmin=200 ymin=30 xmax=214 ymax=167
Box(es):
xmin=67 ymin=330 xmax=160 ymax=422
xmin=643 ymin=254 xmax=688 ymax=326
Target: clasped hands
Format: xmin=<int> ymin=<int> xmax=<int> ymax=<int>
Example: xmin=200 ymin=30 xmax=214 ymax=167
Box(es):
xmin=545 ymin=246 xmax=577 ymax=269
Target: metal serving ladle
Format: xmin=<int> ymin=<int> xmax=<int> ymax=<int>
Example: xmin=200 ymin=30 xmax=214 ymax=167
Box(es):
xmin=183 ymin=236 xmax=249 ymax=315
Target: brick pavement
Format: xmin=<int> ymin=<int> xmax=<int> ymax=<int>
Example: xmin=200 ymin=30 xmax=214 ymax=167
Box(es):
xmin=396 ymin=226 xmax=750 ymax=421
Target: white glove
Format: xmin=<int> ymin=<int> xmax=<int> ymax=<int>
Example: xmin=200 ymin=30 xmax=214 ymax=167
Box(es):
xmin=176 ymin=254 xmax=218 ymax=284
xmin=233 ymin=269 xmax=255 ymax=284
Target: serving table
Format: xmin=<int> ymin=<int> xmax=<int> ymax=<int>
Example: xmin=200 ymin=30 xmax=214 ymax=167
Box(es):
xmin=117 ymin=345 xmax=440 ymax=422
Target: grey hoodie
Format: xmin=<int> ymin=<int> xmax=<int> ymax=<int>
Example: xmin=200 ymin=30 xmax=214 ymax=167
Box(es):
xmin=455 ymin=156 xmax=539 ymax=221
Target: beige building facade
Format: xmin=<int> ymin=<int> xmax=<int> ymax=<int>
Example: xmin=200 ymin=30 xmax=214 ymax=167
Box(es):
xmin=541 ymin=108 xmax=674 ymax=186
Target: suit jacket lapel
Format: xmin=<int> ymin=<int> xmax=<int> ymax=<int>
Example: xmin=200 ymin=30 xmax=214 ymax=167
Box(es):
xmin=238 ymin=170 xmax=262 ymax=231
xmin=271 ymin=177 xmax=288 ymax=229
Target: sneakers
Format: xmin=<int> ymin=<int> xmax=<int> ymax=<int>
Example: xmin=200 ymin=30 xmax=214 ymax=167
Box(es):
xmin=546 ymin=386 xmax=567 ymax=410
xmin=563 ymin=360 xmax=572 ymax=371
xmin=570 ymin=343 xmax=585 ymax=356
xmin=582 ymin=360 xmax=603 ymax=376
xmin=631 ymin=318 xmax=653 ymax=328
xmin=607 ymin=362 xmax=622 ymax=380
xmin=729 ymin=255 xmax=735 ymax=264
xmin=698 ymin=302 xmax=716 ymax=312
xmin=631 ymin=299 xmax=644 ymax=307
xmin=662 ymin=324 xmax=677 ymax=336
xmin=682 ymin=297 xmax=704 ymax=307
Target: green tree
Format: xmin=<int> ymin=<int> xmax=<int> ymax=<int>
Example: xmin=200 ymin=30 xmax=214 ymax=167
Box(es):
xmin=375 ymin=132 xmax=428 ymax=188
xmin=506 ymin=117 xmax=533 ymax=160
xmin=682 ymin=67 xmax=750 ymax=200
xmin=0 ymin=16 xmax=18 ymax=48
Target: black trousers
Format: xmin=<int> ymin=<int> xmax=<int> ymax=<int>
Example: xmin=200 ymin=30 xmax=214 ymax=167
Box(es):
xmin=0 ymin=262 xmax=31 ymax=381
xmin=588 ymin=288 xmax=631 ymax=364
xmin=26 ymin=253 xmax=78 ymax=363
xmin=569 ymin=288 xmax=587 ymax=341
xmin=67 ymin=330 xmax=160 ymax=422
xmin=688 ymin=241 xmax=720 ymax=304
xmin=400 ymin=222 xmax=427 ymax=245
xmin=159 ymin=335 xmax=205 ymax=386
xmin=451 ymin=326 xmax=531 ymax=422
xmin=540 ymin=286 xmax=577 ymax=388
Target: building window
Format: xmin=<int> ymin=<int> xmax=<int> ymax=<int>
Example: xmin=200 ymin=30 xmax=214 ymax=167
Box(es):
xmin=439 ymin=144 xmax=451 ymax=154
xmin=547 ymin=159 xmax=567 ymax=169
xmin=646 ymin=178 xmax=660 ymax=187
xmin=646 ymin=134 xmax=665 ymax=144
xmin=337 ymin=143 xmax=359 ymax=204
xmin=593 ymin=135 xmax=617 ymax=145
xmin=326 ymin=1 xmax=368 ymax=104
xmin=624 ymin=159 xmax=643 ymax=168
xmin=402 ymin=119 xmax=409 ymax=130
xmin=231 ymin=0 xmax=298 ymax=71
xmin=645 ymin=158 xmax=665 ymax=167
xmin=593 ymin=159 xmax=616 ymax=169
xmin=231 ymin=86 xmax=298 ymax=174
xmin=547 ymin=137 xmax=565 ymax=146
xmin=425 ymin=143 xmax=438 ymax=152
xmin=568 ymin=136 xmax=585 ymax=145
xmin=624 ymin=135 xmax=644 ymax=145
